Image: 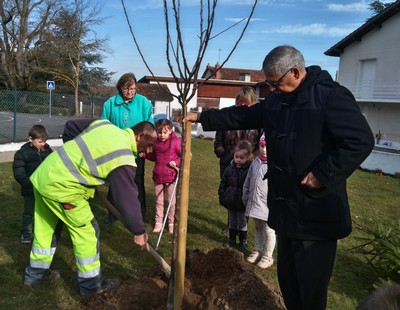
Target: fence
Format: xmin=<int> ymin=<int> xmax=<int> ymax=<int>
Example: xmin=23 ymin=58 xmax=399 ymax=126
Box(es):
xmin=0 ymin=89 xmax=108 ymax=144
xmin=374 ymin=132 xmax=400 ymax=154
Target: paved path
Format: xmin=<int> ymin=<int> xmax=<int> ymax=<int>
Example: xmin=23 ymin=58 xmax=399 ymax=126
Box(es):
xmin=0 ymin=139 xmax=62 ymax=163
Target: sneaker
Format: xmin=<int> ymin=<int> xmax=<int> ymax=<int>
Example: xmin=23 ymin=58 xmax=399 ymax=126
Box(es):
xmin=24 ymin=270 xmax=61 ymax=287
xmin=257 ymin=256 xmax=274 ymax=269
xmin=246 ymin=250 xmax=262 ymax=264
xmin=168 ymin=223 xmax=174 ymax=234
xmin=80 ymin=278 xmax=120 ymax=296
xmin=223 ymin=240 xmax=236 ymax=248
xmin=152 ymin=223 xmax=162 ymax=233
xmin=21 ymin=235 xmax=32 ymax=244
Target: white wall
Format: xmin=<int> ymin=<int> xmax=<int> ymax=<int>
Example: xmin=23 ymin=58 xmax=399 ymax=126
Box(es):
xmin=219 ymin=98 xmax=235 ymax=109
xmin=361 ymin=150 xmax=400 ymax=175
xmin=338 ymin=14 xmax=400 ymax=85
xmin=337 ymin=13 xmax=400 ymax=139
xmin=149 ymin=81 xmax=197 ymax=114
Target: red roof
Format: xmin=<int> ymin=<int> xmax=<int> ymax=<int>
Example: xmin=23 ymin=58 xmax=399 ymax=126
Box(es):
xmin=202 ymin=63 xmax=265 ymax=83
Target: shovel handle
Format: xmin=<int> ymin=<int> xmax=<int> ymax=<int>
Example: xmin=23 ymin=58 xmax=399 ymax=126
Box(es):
xmin=146 ymin=243 xmax=171 ymax=277
xmin=95 ymin=189 xmax=171 ymax=277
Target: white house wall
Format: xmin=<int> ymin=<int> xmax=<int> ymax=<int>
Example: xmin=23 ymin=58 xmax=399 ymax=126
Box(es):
xmin=219 ymin=98 xmax=236 ymax=109
xmin=149 ymin=81 xmax=197 ymax=114
xmin=338 ymin=13 xmax=400 ymax=85
xmin=359 ymin=102 xmax=399 ymax=137
xmin=332 ymin=10 xmax=400 ymax=175
xmin=154 ymin=101 xmax=170 ymax=116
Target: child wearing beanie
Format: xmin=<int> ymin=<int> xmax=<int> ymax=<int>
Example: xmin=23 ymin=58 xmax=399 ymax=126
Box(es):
xmin=242 ymin=133 xmax=276 ymax=269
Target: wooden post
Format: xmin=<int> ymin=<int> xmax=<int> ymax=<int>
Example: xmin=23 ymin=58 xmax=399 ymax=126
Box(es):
xmin=173 ymin=121 xmax=192 ymax=309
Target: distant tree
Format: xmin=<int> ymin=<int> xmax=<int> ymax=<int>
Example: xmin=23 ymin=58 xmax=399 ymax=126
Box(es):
xmin=35 ymin=0 xmax=112 ymax=116
xmin=369 ymin=1 xmax=394 ymax=15
xmin=0 ymin=0 xmax=61 ymax=89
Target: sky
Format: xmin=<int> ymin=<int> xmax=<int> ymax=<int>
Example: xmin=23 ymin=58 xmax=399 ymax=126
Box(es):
xmin=95 ymin=0 xmax=391 ymax=82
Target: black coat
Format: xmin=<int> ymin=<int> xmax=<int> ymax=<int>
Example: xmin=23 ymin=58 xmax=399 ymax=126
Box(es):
xmin=200 ymin=66 xmax=374 ymax=240
xmin=214 ymin=129 xmax=260 ymax=178
xmin=218 ymin=160 xmax=250 ymax=211
xmin=13 ymin=142 xmax=53 ymax=196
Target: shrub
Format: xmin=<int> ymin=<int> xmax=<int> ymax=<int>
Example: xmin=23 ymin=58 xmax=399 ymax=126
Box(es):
xmin=353 ymin=218 xmax=400 ymax=282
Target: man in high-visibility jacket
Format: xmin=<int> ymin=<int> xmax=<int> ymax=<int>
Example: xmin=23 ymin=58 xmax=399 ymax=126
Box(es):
xmin=24 ymin=119 xmax=157 ymax=295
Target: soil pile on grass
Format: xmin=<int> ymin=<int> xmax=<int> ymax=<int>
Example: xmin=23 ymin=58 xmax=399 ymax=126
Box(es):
xmin=82 ymin=248 xmax=286 ymax=310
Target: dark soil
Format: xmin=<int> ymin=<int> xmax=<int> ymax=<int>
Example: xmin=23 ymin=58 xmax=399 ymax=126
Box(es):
xmin=82 ymin=248 xmax=286 ymax=310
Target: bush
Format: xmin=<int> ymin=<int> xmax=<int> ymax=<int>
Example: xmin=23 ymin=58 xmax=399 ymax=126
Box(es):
xmin=353 ymin=218 xmax=400 ymax=282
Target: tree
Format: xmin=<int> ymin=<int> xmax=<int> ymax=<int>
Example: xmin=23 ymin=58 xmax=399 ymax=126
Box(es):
xmin=369 ymin=1 xmax=395 ymax=15
xmin=0 ymin=0 xmax=61 ymax=89
xmin=35 ymin=0 xmax=112 ymax=116
xmin=121 ymin=0 xmax=258 ymax=308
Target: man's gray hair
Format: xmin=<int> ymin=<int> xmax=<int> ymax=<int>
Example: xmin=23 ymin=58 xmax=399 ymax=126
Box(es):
xmin=262 ymin=45 xmax=305 ymax=75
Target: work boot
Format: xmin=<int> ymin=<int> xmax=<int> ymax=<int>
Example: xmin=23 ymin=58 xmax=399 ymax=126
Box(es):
xmin=224 ymin=229 xmax=237 ymax=248
xmin=237 ymin=230 xmax=247 ymax=251
xmin=24 ymin=269 xmax=61 ymax=287
xmin=80 ymin=278 xmax=120 ymax=296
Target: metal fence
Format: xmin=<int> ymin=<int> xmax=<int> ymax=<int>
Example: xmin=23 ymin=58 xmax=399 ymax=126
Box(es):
xmin=0 ymin=89 xmax=108 ymax=144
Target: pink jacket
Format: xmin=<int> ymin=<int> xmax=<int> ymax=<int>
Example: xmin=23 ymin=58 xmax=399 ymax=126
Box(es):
xmin=146 ymin=132 xmax=181 ymax=184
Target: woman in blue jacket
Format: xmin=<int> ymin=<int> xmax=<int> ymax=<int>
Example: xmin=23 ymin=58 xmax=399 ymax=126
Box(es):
xmin=101 ymin=72 xmax=154 ymax=222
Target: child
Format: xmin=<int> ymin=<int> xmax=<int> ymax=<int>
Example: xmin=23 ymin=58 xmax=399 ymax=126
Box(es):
xmin=13 ymin=125 xmax=53 ymax=243
xmin=146 ymin=119 xmax=181 ymax=234
xmin=242 ymin=134 xmax=276 ymax=269
xmin=218 ymin=139 xmax=253 ymax=250
xmin=214 ymin=86 xmax=261 ymax=236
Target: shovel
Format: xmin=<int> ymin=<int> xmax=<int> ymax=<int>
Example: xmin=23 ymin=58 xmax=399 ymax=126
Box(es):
xmin=95 ymin=189 xmax=171 ymax=277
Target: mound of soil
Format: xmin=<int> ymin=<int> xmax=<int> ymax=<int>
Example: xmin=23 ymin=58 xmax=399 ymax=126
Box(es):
xmin=82 ymin=248 xmax=286 ymax=309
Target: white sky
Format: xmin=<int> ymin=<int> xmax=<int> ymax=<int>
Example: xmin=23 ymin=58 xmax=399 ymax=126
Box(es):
xmin=95 ymin=0 xmax=391 ymax=82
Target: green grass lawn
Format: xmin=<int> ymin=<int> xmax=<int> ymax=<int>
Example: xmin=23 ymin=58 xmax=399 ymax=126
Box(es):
xmin=0 ymin=138 xmax=399 ymax=309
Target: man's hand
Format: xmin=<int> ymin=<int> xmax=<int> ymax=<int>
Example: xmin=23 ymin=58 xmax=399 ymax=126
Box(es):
xmin=184 ymin=112 xmax=199 ymax=122
xmin=301 ymin=171 xmax=321 ymax=189
xmin=134 ymin=233 xmax=148 ymax=250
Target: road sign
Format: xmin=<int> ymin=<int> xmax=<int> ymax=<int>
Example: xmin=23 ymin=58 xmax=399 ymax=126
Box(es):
xmin=47 ymin=81 xmax=55 ymax=90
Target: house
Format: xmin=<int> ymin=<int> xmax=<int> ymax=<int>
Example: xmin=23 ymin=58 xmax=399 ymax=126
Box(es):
xmin=89 ymin=83 xmax=173 ymax=118
xmin=139 ymin=64 xmax=269 ymax=113
xmin=198 ymin=63 xmax=268 ymax=109
xmin=138 ymin=76 xmax=197 ymax=119
xmin=136 ymin=83 xmax=173 ymax=117
xmin=325 ymin=0 xmax=400 ymax=175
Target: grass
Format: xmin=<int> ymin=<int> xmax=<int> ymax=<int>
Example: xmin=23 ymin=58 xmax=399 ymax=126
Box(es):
xmin=0 ymin=138 xmax=399 ymax=309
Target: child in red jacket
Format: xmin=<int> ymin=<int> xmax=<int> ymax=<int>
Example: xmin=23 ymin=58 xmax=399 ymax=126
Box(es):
xmin=146 ymin=119 xmax=181 ymax=234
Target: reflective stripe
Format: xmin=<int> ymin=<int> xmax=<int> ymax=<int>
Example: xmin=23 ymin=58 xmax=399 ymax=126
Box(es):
xmin=75 ymin=135 xmax=100 ymax=178
xmin=30 ymin=260 xmax=51 ymax=269
xmin=32 ymin=245 xmax=56 ymax=256
xmin=60 ymin=120 xmax=133 ymax=185
xmin=84 ymin=120 xmax=110 ymax=133
xmin=78 ymin=266 xmax=101 ymax=278
xmin=76 ymin=253 xmax=100 ymax=266
xmin=95 ymin=149 xmax=135 ymax=166
xmin=58 ymin=146 xmax=89 ymax=185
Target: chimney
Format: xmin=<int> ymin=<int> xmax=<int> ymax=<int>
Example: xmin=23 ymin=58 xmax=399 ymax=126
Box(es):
xmin=215 ymin=63 xmax=221 ymax=79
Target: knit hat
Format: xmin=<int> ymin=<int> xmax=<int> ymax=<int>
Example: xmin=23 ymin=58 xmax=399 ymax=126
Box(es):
xmin=259 ymin=133 xmax=266 ymax=146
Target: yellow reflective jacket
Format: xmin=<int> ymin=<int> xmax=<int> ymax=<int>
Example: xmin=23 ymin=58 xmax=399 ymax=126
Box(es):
xmin=30 ymin=120 xmax=137 ymax=202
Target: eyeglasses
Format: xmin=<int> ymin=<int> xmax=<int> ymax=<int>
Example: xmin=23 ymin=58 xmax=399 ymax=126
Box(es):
xmin=122 ymin=87 xmax=136 ymax=92
xmin=263 ymin=67 xmax=293 ymax=88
